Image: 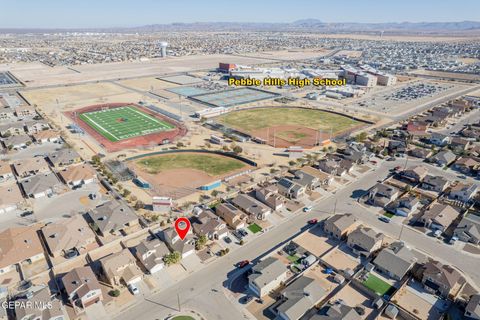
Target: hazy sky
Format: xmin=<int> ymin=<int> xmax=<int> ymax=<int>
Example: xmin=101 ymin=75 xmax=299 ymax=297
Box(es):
xmin=2 ymin=0 xmax=480 ymax=28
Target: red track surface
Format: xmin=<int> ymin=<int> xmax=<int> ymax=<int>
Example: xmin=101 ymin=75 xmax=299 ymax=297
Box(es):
xmin=64 ymin=103 xmax=187 ymax=152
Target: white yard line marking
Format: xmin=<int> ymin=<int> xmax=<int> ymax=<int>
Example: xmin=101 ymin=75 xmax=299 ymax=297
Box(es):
xmin=82 ymin=113 xmax=120 ymax=141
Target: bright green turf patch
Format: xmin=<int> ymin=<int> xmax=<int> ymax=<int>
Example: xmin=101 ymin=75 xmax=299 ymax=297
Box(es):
xmin=136 ymin=153 xmax=246 ymax=176
xmin=363 ymin=273 xmax=395 ymax=296
xmin=384 ymin=212 xmax=395 ymax=218
xmin=79 ymin=106 xmax=174 ymax=142
xmin=247 ymin=223 xmax=262 ymax=234
xmin=216 ymin=108 xmax=361 ymax=134
xmin=171 ymin=316 xmax=195 ymax=320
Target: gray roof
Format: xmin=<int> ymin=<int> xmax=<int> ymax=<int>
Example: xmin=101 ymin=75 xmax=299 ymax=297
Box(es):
xmin=48 ymin=148 xmax=81 ymax=165
xmin=371 ymin=183 xmax=399 ymax=198
xmin=325 ymin=214 xmax=357 ymax=233
xmin=3 ymin=134 xmax=30 ymax=146
xmin=160 ymin=227 xmax=195 ymax=255
xmin=422 ymin=175 xmax=449 ymax=189
xmin=466 ymin=294 xmax=480 ymax=318
xmin=231 ymin=194 xmax=270 ymax=217
xmin=454 ymin=214 xmax=480 ymax=242
xmin=348 ymin=226 xmax=384 ymax=252
xmin=88 ymin=200 xmax=138 ymax=234
xmin=277 ymin=276 xmax=326 ymax=320
xmin=249 ymin=257 xmax=287 ymax=289
xmin=373 ymin=242 xmax=417 ymax=279
xmin=21 ymin=172 xmax=61 ymax=196
xmin=432 ymin=150 xmax=456 ymax=164
xmin=311 ymin=303 xmax=362 ymax=320
xmin=134 ymin=238 xmax=170 ymax=272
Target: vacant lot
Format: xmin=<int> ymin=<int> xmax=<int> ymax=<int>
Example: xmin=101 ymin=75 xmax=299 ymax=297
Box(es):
xmin=136 ymin=153 xmax=246 ymax=176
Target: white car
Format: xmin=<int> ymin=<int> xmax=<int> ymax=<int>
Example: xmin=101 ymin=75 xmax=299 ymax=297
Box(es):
xmin=303 ymin=206 xmax=313 ymax=212
xmin=128 ymin=284 xmax=140 ymax=295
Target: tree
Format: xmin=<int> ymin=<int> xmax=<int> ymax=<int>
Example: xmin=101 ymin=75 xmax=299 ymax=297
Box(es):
xmin=150 ymin=214 xmax=160 ymax=222
xmin=222 ymin=145 xmax=230 ymax=152
xmin=176 ymin=142 xmax=184 ymax=148
xmin=195 ymin=235 xmax=208 ymax=250
xmin=164 ymin=251 xmax=181 ymax=265
xmin=205 ymin=142 xmax=211 ymax=148
xmin=109 ymin=289 xmax=120 ymax=297
xmin=122 ymin=189 xmax=131 ymax=198
xmin=355 ymin=132 xmax=368 ymax=142
xmin=239 ymin=240 xmax=245 ymax=245
xmin=232 ymin=145 xmax=243 ymax=155
xmin=288 ymin=160 xmax=296 ymax=166
xmin=91 ymin=155 xmax=101 ymax=164
xmin=130 ymin=195 xmax=138 ymax=202
xmin=134 ymin=200 xmax=144 ymax=210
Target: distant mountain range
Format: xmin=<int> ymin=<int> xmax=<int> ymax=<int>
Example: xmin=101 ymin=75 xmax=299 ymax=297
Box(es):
xmin=2 ymin=19 xmax=480 ymax=34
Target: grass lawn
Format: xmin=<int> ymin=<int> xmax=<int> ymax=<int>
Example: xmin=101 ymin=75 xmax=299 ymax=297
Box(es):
xmin=171 ymin=316 xmax=195 ymax=320
xmin=363 ymin=274 xmax=395 ymax=296
xmin=287 ymin=254 xmax=300 ymax=263
xmin=79 ymin=106 xmax=174 ymax=142
xmin=216 ymin=107 xmax=361 ymax=134
xmin=384 ymin=212 xmax=395 ymax=218
xmin=136 ymin=153 xmax=246 ymax=176
xmin=248 ymin=223 xmax=263 ymax=234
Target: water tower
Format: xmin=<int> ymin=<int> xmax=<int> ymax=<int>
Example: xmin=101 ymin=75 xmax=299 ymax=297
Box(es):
xmin=159 ymin=42 xmax=168 ymax=58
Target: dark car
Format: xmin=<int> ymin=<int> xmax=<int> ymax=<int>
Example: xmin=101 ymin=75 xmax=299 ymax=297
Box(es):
xmin=378 ymin=216 xmax=391 ymax=223
xmin=20 ymin=211 xmax=33 ymax=218
xmin=224 ymin=236 xmax=232 ymax=244
xmin=241 ymin=295 xmax=254 ymax=304
xmin=237 ymin=260 xmax=250 ymax=268
xmin=232 ymin=231 xmax=243 ymax=240
xmin=238 ymin=229 xmax=248 ymax=237
xmin=64 ymin=249 xmax=79 ymax=259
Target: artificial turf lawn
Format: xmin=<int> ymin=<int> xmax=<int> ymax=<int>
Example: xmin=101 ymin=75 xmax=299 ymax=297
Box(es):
xmin=79 ymin=106 xmax=174 ymax=142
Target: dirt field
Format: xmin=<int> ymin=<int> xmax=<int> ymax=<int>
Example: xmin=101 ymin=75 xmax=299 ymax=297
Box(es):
xmin=216 ymin=107 xmax=366 ymax=148
xmin=129 ymin=152 xmax=251 ymax=199
xmin=115 ymin=77 xmax=177 ymax=91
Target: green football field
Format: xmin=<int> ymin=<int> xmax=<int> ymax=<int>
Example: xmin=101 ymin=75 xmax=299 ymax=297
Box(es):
xmin=78 ymin=106 xmax=175 ymax=142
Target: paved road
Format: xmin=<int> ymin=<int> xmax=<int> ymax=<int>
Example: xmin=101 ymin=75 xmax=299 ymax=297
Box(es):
xmin=116 ymin=157 xmax=480 ymax=320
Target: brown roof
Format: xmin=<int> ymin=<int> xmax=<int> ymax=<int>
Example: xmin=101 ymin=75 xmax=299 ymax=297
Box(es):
xmin=13 ymin=158 xmax=50 ymax=176
xmin=41 ymin=215 xmax=96 ymax=255
xmin=0 ymin=183 xmax=23 ymax=208
xmin=62 ymin=266 xmax=101 ymax=297
xmin=59 ymin=164 xmax=96 ymax=183
xmin=0 ymin=226 xmax=44 ymax=269
xmin=423 ymin=260 xmax=464 ymax=289
xmin=422 ymin=203 xmax=460 ymax=228
xmin=33 ymin=130 xmax=61 ymax=141
xmin=0 ymin=161 xmax=12 ymax=176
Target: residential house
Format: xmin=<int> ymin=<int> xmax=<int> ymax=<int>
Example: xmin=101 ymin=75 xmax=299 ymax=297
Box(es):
xmin=409 ymin=147 xmax=433 ymax=159
xmin=48 ymin=149 xmax=82 ymax=167
xmin=298 ymin=166 xmax=334 ymax=186
xmin=388 ymin=140 xmax=407 ymax=154
xmin=323 ymin=213 xmax=358 ymax=240
xmin=62 ymin=266 xmax=103 ymax=310
xmin=430 ymin=133 xmax=451 ymax=147
xmin=20 ymin=172 xmax=62 ymax=198
xmin=453 ymin=158 xmax=480 ymax=175
xmin=159 ymin=227 xmax=195 ymax=258
xmin=32 ymin=130 xmax=62 ymax=144
xmin=292 ymin=170 xmax=321 ymax=190
xmin=0 ymin=226 xmax=45 ymax=275
xmin=215 ymin=203 xmax=247 ymax=230
xmin=14 ymin=287 xmax=67 ymax=320
xmin=449 ymin=183 xmax=478 ymax=202
xmin=317 ymin=157 xmax=352 ymax=176
xmin=420 ymin=203 xmax=460 ymax=232
xmin=367 ymin=183 xmax=400 ymax=207
xmin=248 ymin=257 xmax=288 ymax=297
xmin=0 ymin=107 xmax=16 ymax=121
xmin=231 ymin=194 xmax=272 ymax=220
xmin=276 ymin=276 xmax=326 ymax=320
xmin=133 ymin=238 xmax=170 ymax=274
xmin=421 ymin=260 xmax=464 ymax=299
xmin=451 ymin=137 xmax=471 ymax=152
xmin=406 ymin=121 xmax=427 ymax=136
xmin=99 ymin=250 xmax=143 ymax=287
xmin=14 ymin=105 xmax=36 ymax=118
xmin=401 ymin=165 xmax=429 ymax=183
xmin=24 ymin=120 xmax=50 ymax=134
xmin=347 ymin=225 xmax=384 ymax=257
xmin=191 ymin=208 xmax=228 ymax=240
xmin=0 ymin=162 xmax=14 ymax=183
xmin=454 ymin=214 xmax=480 ymax=245
xmin=2 ymin=134 xmax=31 ymax=150
xmin=87 ymin=200 xmax=139 ymax=237
xmin=13 ymin=158 xmax=50 ymax=178
xmin=386 ymin=195 xmax=420 ymax=217
xmin=0 ymin=183 xmax=24 ymax=214
xmin=465 ymin=294 xmax=480 ymax=320
xmin=373 ymin=242 xmax=417 ymax=280
xmin=0 ymin=122 xmax=25 ymax=137
xmin=41 ymin=215 xmax=97 ymax=258
xmin=277 ymin=178 xmax=306 ymax=199
xmin=311 ymin=302 xmax=362 ymax=319
xmin=421 ymin=175 xmax=450 ymax=193
xmin=430 ymin=150 xmax=457 ymax=167
xmin=58 ymin=164 xmax=97 ymax=188
xmin=255 ymin=185 xmax=284 ymax=210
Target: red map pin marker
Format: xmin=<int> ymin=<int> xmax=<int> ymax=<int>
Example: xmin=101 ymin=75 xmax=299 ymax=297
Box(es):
xmin=174 ymin=217 xmax=191 ymax=240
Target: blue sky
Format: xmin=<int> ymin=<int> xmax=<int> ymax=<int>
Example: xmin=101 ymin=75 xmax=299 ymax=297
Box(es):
xmin=2 ymin=0 xmax=479 ymax=28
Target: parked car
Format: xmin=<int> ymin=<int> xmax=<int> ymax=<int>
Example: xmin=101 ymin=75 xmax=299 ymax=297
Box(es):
xmin=433 ymin=230 xmax=442 ymax=238
xmin=449 ymin=236 xmax=458 ymax=244
xmin=238 ymin=229 xmax=248 ymax=237
xmin=224 ymin=236 xmax=232 ymax=244
xmin=378 ymin=216 xmax=391 ymax=223
xmin=241 ymin=295 xmax=254 ymax=304
xmin=20 ymin=211 xmax=33 ymax=217
xmin=308 ymin=219 xmax=318 ymax=225
xmin=232 ymin=231 xmax=243 ymax=240
xmin=237 ymin=260 xmax=250 ymax=268
xmin=128 ymin=284 xmax=140 ymax=295
xmin=303 ymin=206 xmax=313 ymax=212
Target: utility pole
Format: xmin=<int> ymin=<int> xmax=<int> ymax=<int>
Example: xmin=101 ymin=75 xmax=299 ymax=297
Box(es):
xmin=398 ymin=223 xmax=405 ymax=241
xmin=177 ymin=293 xmax=181 ymax=312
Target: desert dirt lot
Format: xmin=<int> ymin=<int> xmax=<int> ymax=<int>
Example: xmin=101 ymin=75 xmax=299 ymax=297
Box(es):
xmin=129 ymin=152 xmax=251 ymax=199
xmin=115 ymin=77 xmax=178 ymax=91
xmin=293 ymin=226 xmax=337 ymax=257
